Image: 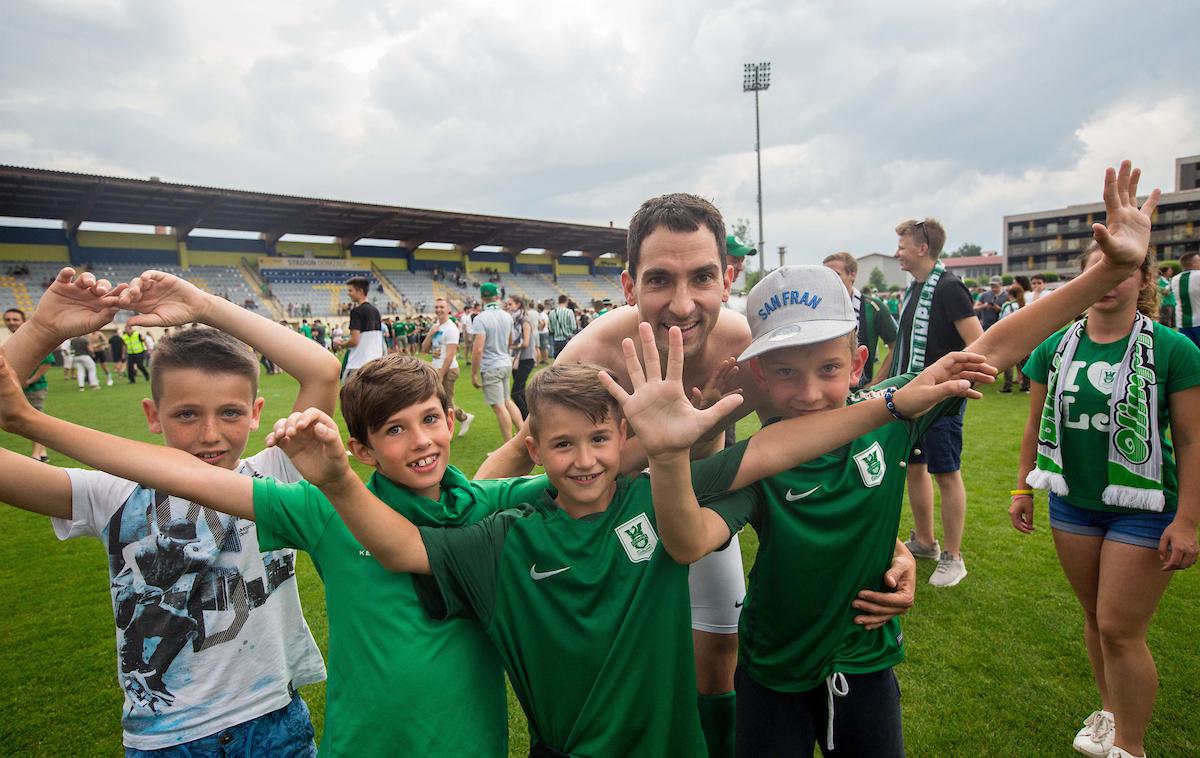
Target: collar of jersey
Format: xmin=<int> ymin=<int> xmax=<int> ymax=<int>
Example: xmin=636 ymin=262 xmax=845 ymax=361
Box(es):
xmin=367 ymin=464 xmax=480 ymax=527
xmin=538 ymin=475 xmax=631 ymax=522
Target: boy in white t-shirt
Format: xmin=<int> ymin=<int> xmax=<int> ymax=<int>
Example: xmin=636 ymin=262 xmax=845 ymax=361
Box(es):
xmin=0 ymin=268 xmax=338 ymax=755
xmin=422 ymin=297 xmax=474 ymax=436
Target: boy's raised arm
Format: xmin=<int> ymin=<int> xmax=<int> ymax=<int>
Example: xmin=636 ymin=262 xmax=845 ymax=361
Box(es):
xmin=729 ymin=350 xmax=993 ymax=492
xmin=4 ymin=268 xmax=124 ymax=381
xmin=0 ymin=355 xmax=255 ymax=519
xmin=966 ymin=160 xmax=1159 ymax=371
xmin=599 ymin=325 xmax=744 ymax=563
xmin=120 ymin=271 xmax=341 ymax=415
xmin=0 ymin=447 xmax=73 ymax=520
xmin=266 ymin=408 xmax=431 ymax=574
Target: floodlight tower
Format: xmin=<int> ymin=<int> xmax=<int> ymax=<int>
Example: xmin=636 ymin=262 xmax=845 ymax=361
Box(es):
xmin=743 ymin=61 xmax=771 ymax=272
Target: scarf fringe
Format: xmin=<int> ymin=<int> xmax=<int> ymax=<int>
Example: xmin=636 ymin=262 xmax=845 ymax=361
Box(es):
xmin=1027 ymin=468 xmax=1069 ymax=496
xmin=1101 ymin=485 xmax=1166 ymax=512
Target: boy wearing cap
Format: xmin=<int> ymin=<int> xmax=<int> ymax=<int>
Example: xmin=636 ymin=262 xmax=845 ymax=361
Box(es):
xmin=471 ymin=281 xmax=523 ymax=440
xmin=654 ymin=187 xmax=1154 ymax=755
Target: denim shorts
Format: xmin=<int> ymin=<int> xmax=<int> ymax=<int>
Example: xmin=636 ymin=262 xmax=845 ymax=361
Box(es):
xmin=907 ymin=408 xmax=963 ymax=474
xmin=1048 ymin=492 xmax=1174 ymax=549
xmin=125 ymin=693 xmax=316 ymax=757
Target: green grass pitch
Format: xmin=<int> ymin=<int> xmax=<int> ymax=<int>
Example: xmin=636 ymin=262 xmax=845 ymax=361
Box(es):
xmin=0 ymin=362 xmax=1196 ymax=756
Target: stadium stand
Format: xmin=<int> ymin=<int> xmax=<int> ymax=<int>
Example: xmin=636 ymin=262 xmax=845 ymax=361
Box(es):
xmin=262 ymin=267 xmax=403 ymax=318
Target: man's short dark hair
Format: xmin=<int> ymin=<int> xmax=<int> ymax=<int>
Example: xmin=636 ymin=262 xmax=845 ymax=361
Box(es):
xmin=1181 ymin=251 xmax=1200 ymax=268
xmin=557 ymin=295 xmax=568 ymax=304
xmin=4 ymin=307 xmax=25 ymax=321
xmin=149 ymin=327 xmax=260 ymax=402
xmin=626 ymin=193 xmax=726 ymax=279
xmin=1031 ymin=274 xmax=1046 ymax=283
xmin=339 ymin=354 xmax=447 ymax=444
xmin=346 ymin=276 xmax=371 ymax=295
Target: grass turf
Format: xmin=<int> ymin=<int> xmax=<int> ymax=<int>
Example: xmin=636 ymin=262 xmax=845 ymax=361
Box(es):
xmin=0 ymin=363 xmax=1197 ymax=756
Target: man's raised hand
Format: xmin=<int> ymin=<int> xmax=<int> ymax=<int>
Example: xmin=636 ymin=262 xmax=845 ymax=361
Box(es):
xmin=118 ymin=270 xmax=210 ymax=328
xmin=266 ymin=408 xmax=351 ymax=489
xmin=598 ymin=323 xmax=743 ymax=461
xmin=891 ymin=351 xmax=996 ymax=419
xmin=1093 ymin=160 xmax=1160 ymax=270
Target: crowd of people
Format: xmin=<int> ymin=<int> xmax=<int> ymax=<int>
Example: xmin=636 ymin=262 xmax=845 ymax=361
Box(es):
xmin=0 ymin=161 xmax=1196 ymax=758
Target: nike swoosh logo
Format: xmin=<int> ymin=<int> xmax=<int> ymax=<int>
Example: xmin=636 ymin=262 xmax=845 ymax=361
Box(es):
xmin=785 ymin=486 xmax=821 ymax=501
xmin=530 ymin=565 xmax=571 ymax=581
xmin=734 ymin=600 xmax=744 ymax=608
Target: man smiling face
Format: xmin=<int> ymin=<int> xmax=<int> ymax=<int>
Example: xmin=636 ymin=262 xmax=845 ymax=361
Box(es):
xmin=621 ymin=226 xmax=732 ymax=358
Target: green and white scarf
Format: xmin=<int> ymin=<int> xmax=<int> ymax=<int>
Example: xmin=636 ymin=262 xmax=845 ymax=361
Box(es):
xmin=1027 ymin=313 xmax=1164 ymax=511
xmin=892 ymin=260 xmax=944 ymax=373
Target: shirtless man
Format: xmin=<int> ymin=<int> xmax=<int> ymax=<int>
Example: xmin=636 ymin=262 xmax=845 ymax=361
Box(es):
xmin=479 ymin=193 xmax=915 ymax=758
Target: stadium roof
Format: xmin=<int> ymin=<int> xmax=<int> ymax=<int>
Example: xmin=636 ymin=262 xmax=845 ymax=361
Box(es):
xmin=0 ymin=165 xmax=628 ymax=258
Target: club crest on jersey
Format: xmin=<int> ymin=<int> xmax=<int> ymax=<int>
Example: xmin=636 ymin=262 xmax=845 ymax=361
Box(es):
xmin=853 ymin=441 xmax=886 ymax=488
xmin=615 ymin=513 xmax=659 ymax=563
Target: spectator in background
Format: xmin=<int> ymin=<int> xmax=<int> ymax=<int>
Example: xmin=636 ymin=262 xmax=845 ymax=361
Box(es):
xmin=725 ymin=234 xmax=756 ymax=283
xmin=1170 ymin=251 xmax=1200 ymax=347
xmin=878 ymin=217 xmax=981 ymax=588
xmin=974 ymin=275 xmax=1007 ymax=330
xmin=471 ymin=282 xmax=522 ymax=441
xmin=122 ymin=324 xmax=150 ymax=384
xmin=823 ymin=251 xmax=899 ymax=389
xmin=90 ymin=330 xmax=114 ymax=386
xmin=1027 ymin=273 xmax=1049 ymax=304
xmin=507 ymin=295 xmax=537 ymax=419
xmin=548 ymin=294 xmax=577 ymax=357
xmin=69 ymin=332 xmax=99 ymax=391
xmin=335 ymin=276 xmax=385 ymax=382
xmin=535 ymin=302 xmax=551 ymax=364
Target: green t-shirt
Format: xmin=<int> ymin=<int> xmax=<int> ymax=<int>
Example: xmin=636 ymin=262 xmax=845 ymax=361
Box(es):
xmin=703 ymin=375 xmax=961 ymax=692
xmin=300 ymin=324 xmax=312 ymax=339
xmin=1024 ymin=322 xmax=1200 ymax=513
xmin=253 ymin=465 xmax=540 ymax=756
xmin=1159 ymin=275 xmax=1176 ymax=308
xmin=414 ymin=444 xmax=749 ymax=758
xmin=25 ymin=353 xmax=55 ymax=394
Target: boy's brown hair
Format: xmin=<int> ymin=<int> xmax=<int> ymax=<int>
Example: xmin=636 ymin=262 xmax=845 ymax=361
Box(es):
xmin=149 ymin=327 xmax=259 ymax=402
xmin=822 ymin=252 xmax=858 ymax=276
xmin=525 ymin=362 xmax=622 ymax=438
xmin=339 ymin=354 xmax=447 ymax=443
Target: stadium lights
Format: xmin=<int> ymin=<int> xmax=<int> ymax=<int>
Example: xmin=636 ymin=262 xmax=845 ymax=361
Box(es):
xmin=743 ymin=62 xmax=771 ymax=273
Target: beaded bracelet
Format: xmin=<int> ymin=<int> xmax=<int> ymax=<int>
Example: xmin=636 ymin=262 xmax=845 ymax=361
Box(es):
xmin=883 ymin=386 xmax=906 ymax=421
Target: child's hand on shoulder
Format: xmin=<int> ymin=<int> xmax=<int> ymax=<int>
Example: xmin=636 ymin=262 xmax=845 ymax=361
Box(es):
xmin=266 ymin=408 xmax=352 ymax=488
xmin=29 ymin=267 xmax=125 ymax=341
xmin=118 ymin=270 xmax=210 ymax=328
xmin=894 ymin=351 xmax=996 ymax=418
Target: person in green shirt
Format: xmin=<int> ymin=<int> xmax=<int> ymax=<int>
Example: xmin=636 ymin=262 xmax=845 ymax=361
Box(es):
xmin=249 ymin=323 xmax=988 ymax=757
xmin=1014 ymin=243 xmax=1200 ymax=758
xmin=651 ymin=161 xmax=1166 ymax=758
xmin=1156 ymin=265 xmax=1176 ymax=326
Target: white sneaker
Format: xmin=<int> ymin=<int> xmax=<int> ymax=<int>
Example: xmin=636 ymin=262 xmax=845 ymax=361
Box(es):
xmin=106 ymin=376 xmax=114 ymax=386
xmin=1073 ymin=710 xmax=1115 ymax=757
xmin=458 ymin=412 xmax=475 ymax=437
xmin=929 ymin=551 xmax=967 ymax=587
xmin=904 ymin=530 xmax=941 ymax=560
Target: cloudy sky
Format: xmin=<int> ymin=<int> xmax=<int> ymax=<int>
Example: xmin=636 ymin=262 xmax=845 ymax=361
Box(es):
xmin=2 ymin=0 xmax=1197 ymax=262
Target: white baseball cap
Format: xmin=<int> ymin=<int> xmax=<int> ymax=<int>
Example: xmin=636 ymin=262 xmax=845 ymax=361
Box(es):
xmin=738 ymin=265 xmax=856 ymax=363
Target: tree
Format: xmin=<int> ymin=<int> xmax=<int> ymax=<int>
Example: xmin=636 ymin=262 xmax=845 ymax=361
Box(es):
xmin=868 ymin=267 xmax=888 ymax=292
xmin=743 ymin=269 xmax=769 ymax=291
xmin=946 ymin=243 xmax=982 ymax=259
xmin=730 ymin=218 xmax=753 ymax=246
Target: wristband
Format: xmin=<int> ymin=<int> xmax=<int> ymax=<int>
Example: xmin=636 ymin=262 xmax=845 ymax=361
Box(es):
xmin=883 ymin=386 xmax=906 ymax=421
xmin=1009 ymin=489 xmax=1033 ymax=496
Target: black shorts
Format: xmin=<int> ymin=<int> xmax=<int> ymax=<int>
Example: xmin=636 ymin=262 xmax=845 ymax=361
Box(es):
xmin=907 ymin=408 xmax=964 ymax=474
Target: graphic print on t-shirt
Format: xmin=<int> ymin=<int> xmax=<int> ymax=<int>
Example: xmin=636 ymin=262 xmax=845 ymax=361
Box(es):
xmin=1060 ymin=359 xmax=1116 ymax=432
xmin=105 ymin=487 xmax=297 ymax=713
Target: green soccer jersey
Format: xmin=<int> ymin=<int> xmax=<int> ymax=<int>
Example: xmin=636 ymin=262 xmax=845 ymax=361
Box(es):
xmin=414 ymin=445 xmax=749 ymax=758
xmin=704 ymin=376 xmax=960 ymax=693
xmin=253 ymin=465 xmax=544 ymax=756
xmin=25 ymin=353 xmax=55 ymax=394
xmin=1024 ymin=321 xmax=1200 ymax=513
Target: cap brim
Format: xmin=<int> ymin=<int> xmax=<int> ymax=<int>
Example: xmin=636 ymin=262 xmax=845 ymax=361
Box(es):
xmin=737 ymin=320 xmax=856 ymax=363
